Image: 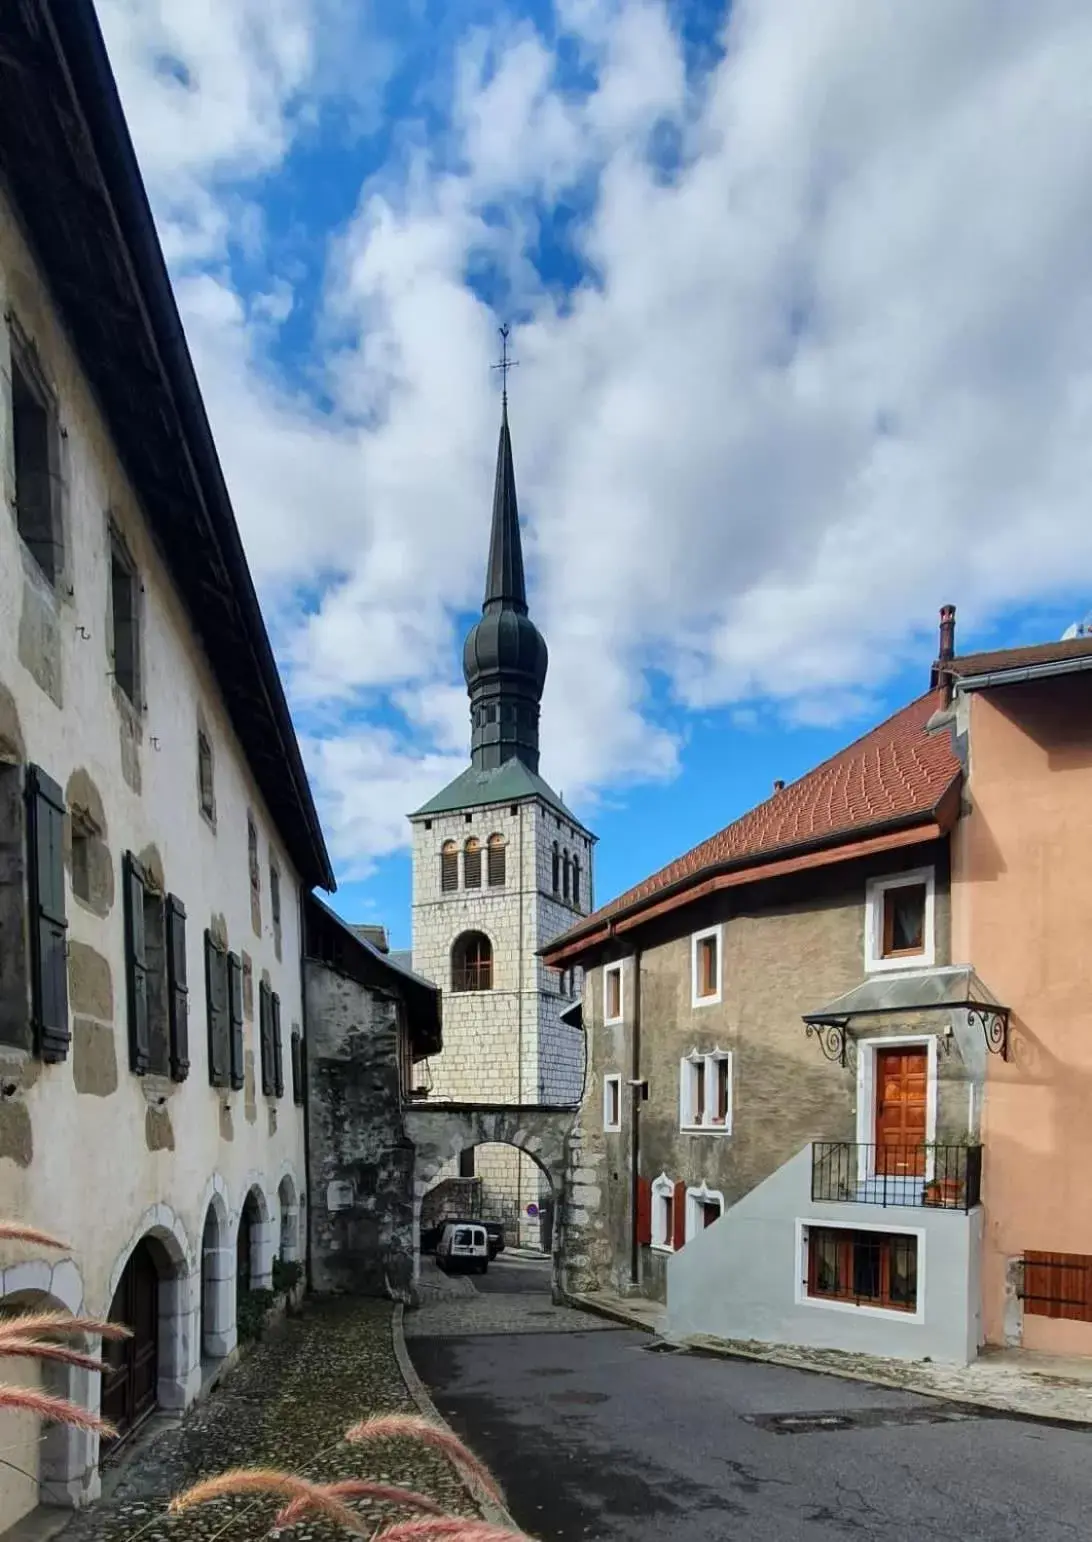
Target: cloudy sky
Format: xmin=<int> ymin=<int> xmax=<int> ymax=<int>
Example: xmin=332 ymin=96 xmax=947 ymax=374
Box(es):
xmin=96 ymin=0 xmax=1092 ymax=944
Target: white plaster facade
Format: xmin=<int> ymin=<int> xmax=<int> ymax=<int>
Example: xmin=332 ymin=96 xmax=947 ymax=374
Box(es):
xmin=409 ymin=795 xmax=591 ymax=1242
xmin=0 ymin=183 xmax=311 ymax=1520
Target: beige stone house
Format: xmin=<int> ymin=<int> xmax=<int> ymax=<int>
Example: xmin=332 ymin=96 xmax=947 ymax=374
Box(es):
xmin=544 ymin=609 xmax=1060 ymax=1366
xmin=0 ymin=4 xmax=333 ymax=1524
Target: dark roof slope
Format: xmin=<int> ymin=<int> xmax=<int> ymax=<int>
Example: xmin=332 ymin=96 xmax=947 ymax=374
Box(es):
xmin=549 ymin=691 xmax=961 ymax=949
xmin=0 ymin=2 xmax=332 ymax=889
xmin=411 ymin=758 xmax=593 ymax=834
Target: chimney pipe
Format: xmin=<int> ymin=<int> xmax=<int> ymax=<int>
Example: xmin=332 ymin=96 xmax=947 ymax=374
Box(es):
xmin=932 ymin=604 xmax=957 ymax=705
xmin=773 ymin=779 xmax=785 ymax=793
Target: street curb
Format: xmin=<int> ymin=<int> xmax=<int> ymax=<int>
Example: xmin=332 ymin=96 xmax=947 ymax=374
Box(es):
xmin=558 ymin=1289 xmax=657 ymax=1334
xmin=391 ymin=1302 xmax=522 ymax=1531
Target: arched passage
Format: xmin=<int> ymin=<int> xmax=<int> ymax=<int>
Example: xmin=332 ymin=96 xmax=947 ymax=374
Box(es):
xmin=236 ymin=1184 xmax=273 ymax=1294
xmin=277 ymin=1172 xmax=300 ymax=1264
xmin=200 ymin=1192 xmax=234 ymax=1364
xmin=102 ymin=1206 xmax=197 ymax=1422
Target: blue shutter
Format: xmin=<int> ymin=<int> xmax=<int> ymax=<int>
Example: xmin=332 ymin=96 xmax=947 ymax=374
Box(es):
xmin=26 ymin=765 xmax=69 ymax=1062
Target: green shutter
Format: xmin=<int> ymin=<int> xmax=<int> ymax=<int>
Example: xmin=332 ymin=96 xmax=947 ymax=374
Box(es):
xmin=271 ymin=991 xmax=284 ymax=1098
xmin=204 ymin=931 xmax=229 ymax=1087
xmin=228 ymin=953 xmax=245 ymax=1090
xmin=123 ymin=852 xmax=149 ymax=1074
xmin=165 ymin=894 xmax=189 ymax=1082
xmin=26 ymin=765 xmax=69 ymax=1062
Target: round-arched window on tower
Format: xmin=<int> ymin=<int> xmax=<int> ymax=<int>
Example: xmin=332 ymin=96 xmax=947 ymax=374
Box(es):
xmin=452 ymin=931 xmax=493 ymax=992
xmin=572 ymin=856 xmax=581 ymax=908
xmin=464 ymin=837 xmax=482 ymax=888
xmin=487 ymin=833 xmax=506 ymax=887
xmin=562 ymin=850 xmax=571 ymax=901
xmin=552 ymin=841 xmax=560 ymax=894
xmin=440 ymin=841 xmax=458 ymax=892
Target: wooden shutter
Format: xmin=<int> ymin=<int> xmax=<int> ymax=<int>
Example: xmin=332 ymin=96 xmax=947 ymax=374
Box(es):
xmin=672 ymin=1180 xmax=688 ymax=1251
xmin=272 ymin=991 xmax=284 ymax=1098
xmin=227 ymin=953 xmax=245 ymax=1090
xmin=123 ymin=852 xmax=150 ymax=1074
xmin=26 ymin=765 xmax=69 ymax=1062
xmin=1024 ymin=1252 xmax=1092 ymax=1321
xmin=204 ymin=931 xmax=229 ymax=1087
xmin=258 ymin=981 xmax=274 ymax=1096
xmin=165 ymin=894 xmax=189 ymax=1082
xmin=291 ymin=1029 xmax=304 ymax=1106
xmin=636 ymin=1176 xmax=652 ymax=1247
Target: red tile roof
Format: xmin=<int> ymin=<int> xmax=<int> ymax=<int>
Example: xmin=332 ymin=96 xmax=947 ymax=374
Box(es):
xmin=945 ymin=635 xmax=1092 ymax=678
xmin=557 ymin=691 xmax=961 ymax=944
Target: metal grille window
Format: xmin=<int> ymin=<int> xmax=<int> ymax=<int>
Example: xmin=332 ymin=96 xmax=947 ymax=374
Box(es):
xmin=806 ymin=1227 xmax=918 ymax=1312
xmin=452 ymin=931 xmax=492 ymax=992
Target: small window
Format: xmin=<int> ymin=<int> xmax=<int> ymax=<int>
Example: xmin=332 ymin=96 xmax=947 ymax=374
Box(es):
xmin=680 ymin=1049 xmax=732 ymax=1131
xmin=70 ymin=808 xmax=96 ymax=904
xmin=487 ymin=833 xmax=506 ymax=887
xmin=109 ymin=535 xmax=140 ymax=706
xmin=562 ymin=851 xmax=571 ymax=901
xmin=806 ymin=1227 xmax=918 ymax=1313
xmin=651 ymin=1174 xmax=677 ymax=1251
xmin=551 ymin=842 xmax=560 ymax=893
xmin=464 ymin=837 xmax=482 ymax=889
xmin=440 ymin=840 xmax=458 ymax=892
xmin=604 ymin=963 xmax=623 ymax=1024
xmin=572 ymin=857 xmax=581 ymax=908
xmin=692 ymin=926 xmax=721 ymax=1004
xmin=11 ymin=338 xmax=61 ymax=585
xmin=603 ymin=1073 xmax=622 ymax=1132
xmin=270 ymin=860 xmax=282 ymax=958
xmin=248 ymin=817 xmax=260 ymax=894
xmin=197 ymin=730 xmax=215 ymax=819
xmin=883 ymin=884 xmax=926 ymax=957
xmin=452 ymin=931 xmax=492 ymax=992
xmin=685 ymin=1185 xmax=724 ymax=1240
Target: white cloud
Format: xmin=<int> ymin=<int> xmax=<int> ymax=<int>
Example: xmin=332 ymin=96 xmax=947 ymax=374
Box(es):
xmin=98 ymin=0 xmax=1092 ymax=882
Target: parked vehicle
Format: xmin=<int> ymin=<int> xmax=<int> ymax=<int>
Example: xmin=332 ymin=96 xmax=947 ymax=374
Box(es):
xmin=422 ymin=1217 xmax=505 ymax=1258
xmin=436 ymin=1222 xmax=490 ymax=1274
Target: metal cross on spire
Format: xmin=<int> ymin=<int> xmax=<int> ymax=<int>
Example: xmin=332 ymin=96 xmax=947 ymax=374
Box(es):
xmin=491 ymin=322 xmax=519 ymax=406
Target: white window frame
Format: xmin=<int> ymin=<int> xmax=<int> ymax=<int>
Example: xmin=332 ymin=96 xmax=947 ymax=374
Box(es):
xmin=795 ymin=1217 xmax=926 ymax=1325
xmin=690 ymin=923 xmax=722 ymax=1007
xmin=603 ymin=962 xmax=624 ymax=1025
xmin=864 ymin=866 xmax=936 ymax=974
xmin=685 ymin=1182 xmax=725 ymax=1241
xmin=855 ymin=1033 xmax=938 ymax=1186
xmin=679 ymin=1047 xmax=733 ymax=1133
xmin=651 ymin=1172 xmax=676 ymax=1253
xmin=602 ymin=1073 xmax=622 ymax=1133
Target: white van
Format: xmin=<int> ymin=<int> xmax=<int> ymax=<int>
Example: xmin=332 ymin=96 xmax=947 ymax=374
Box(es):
xmin=436 ymin=1222 xmax=490 ymax=1274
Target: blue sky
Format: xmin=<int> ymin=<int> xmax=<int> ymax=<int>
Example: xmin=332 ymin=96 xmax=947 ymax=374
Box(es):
xmin=97 ymin=0 xmax=1092 ymax=949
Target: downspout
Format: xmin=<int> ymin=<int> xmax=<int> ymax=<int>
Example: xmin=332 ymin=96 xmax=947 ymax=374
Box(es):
xmin=297 ymin=889 xmax=314 ymax=1294
xmin=629 ymin=940 xmax=642 ymax=1288
xmin=517 ymin=803 xmax=526 ymax=1225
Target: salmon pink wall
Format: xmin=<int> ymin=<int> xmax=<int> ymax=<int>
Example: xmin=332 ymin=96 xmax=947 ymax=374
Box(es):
xmin=951 ymin=676 xmax=1092 ymax=1353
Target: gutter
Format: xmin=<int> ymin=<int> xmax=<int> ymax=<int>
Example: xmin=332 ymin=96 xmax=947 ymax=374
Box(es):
xmin=953 ymin=655 xmax=1092 ymax=692
xmin=542 ymin=812 xmax=954 ymax=968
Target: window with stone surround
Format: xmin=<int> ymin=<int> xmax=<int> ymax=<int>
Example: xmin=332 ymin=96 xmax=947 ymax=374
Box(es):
xmin=109 ymin=528 xmax=141 ymax=706
xmin=651 ymin=1173 xmax=679 ymax=1251
xmin=487 ymin=833 xmax=506 ymax=887
xmin=440 ymin=840 xmax=458 ymax=891
xmin=562 ymin=850 xmax=571 ymax=900
xmin=603 ymin=1073 xmax=621 ymax=1132
xmin=452 ymin=931 xmax=492 ymax=992
xmin=691 ymin=924 xmax=722 ymax=1007
xmin=685 ymin=1183 xmax=724 ymax=1240
xmin=572 ymin=857 xmax=581 ymax=908
xmin=11 ymin=322 xmax=64 ymax=586
xmin=197 ymin=729 xmax=215 ymax=821
xmin=551 ymin=841 xmax=560 ymax=893
xmin=464 ymin=837 xmax=482 ymax=888
xmin=679 ymin=1048 xmax=732 ymax=1132
xmin=603 ymin=962 xmax=623 ymax=1024
xmin=865 ymin=868 xmax=935 ymax=973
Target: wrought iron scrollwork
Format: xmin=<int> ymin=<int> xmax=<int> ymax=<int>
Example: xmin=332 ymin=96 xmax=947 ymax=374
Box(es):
xmin=805 ymin=1019 xmax=848 ymax=1068
xmin=967 ymin=1007 xmax=1009 ymax=1061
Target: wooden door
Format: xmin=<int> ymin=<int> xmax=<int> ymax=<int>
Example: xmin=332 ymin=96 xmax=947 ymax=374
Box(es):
xmin=875 ymin=1047 xmax=927 ymax=1176
xmin=100 ymin=1241 xmax=159 ymax=1444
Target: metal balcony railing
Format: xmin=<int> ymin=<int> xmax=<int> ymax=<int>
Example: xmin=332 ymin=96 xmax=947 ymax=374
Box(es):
xmin=811 ymin=1142 xmax=982 ymax=1212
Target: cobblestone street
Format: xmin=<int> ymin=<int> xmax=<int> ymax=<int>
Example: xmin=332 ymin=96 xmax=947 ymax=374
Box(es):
xmin=60 ymin=1299 xmax=478 ymax=1542
xmin=405 ymin=1255 xmax=624 ymax=1340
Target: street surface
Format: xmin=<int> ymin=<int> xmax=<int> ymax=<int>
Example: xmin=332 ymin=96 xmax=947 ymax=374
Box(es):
xmin=407 ymin=1254 xmax=1092 ymax=1542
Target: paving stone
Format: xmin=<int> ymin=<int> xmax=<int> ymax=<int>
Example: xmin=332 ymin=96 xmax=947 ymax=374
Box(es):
xmin=59 ymin=1298 xmax=479 ymax=1542
xmin=404 ymin=1293 xmax=627 ymax=1340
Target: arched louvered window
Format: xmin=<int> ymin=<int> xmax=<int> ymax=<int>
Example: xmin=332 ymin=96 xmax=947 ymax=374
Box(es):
xmin=562 ymin=850 xmax=571 ymax=902
xmin=551 ymin=842 xmax=560 ymax=894
xmin=572 ymin=857 xmax=581 ymax=908
xmin=487 ymin=833 xmax=506 ymax=888
xmin=440 ymin=841 xmax=458 ymax=892
xmin=452 ymin=931 xmax=492 ymax=992
xmin=464 ymin=837 xmax=482 ymax=888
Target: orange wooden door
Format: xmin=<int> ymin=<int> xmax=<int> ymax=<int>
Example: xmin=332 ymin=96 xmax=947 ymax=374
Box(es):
xmin=875 ymin=1047 xmax=927 ymax=1176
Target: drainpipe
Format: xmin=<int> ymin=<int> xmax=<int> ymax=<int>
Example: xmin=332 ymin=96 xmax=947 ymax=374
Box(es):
xmin=517 ymin=803 xmax=525 ymax=1227
xmin=297 ymin=889 xmax=314 ymax=1294
xmin=629 ymin=941 xmax=642 ymax=1287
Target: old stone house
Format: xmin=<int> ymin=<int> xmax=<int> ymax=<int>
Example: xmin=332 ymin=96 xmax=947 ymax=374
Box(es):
xmin=545 ymin=610 xmax=1035 ymax=1366
xmin=0 ymin=4 xmax=333 ymax=1525
xmin=407 ymin=390 xmax=593 ymax=1246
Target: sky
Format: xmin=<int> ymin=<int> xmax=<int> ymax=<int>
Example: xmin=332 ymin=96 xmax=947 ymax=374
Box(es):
xmin=95 ymin=0 xmax=1092 ymax=948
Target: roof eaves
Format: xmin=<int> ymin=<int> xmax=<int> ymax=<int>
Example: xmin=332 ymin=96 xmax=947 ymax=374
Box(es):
xmin=954 ymin=654 xmax=1092 ymax=693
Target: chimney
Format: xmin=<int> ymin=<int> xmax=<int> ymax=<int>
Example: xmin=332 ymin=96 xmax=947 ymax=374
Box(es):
xmin=773 ymin=779 xmax=785 ymax=793
xmin=931 ymin=604 xmax=957 ymax=705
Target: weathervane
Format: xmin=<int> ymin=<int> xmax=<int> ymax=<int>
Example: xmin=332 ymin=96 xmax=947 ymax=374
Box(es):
xmin=491 ymin=323 xmax=518 ymax=406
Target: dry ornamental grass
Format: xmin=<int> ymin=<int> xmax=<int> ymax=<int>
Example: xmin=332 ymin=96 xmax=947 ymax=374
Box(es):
xmin=0 ymin=1223 xmax=531 ymax=1542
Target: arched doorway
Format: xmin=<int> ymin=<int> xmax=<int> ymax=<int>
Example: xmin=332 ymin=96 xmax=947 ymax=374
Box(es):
xmin=101 ymin=1240 xmax=159 ymax=1444
xmin=200 ymin=1196 xmax=233 ymax=1364
xmin=278 ymin=1174 xmax=299 ymax=1264
xmin=237 ymin=1192 xmax=259 ymax=1292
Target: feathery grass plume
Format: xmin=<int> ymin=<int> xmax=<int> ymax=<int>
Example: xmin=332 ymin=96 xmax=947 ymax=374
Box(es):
xmin=345 ymin=1415 xmax=505 ymax=1507
xmin=0 ymin=1337 xmax=105 ymax=1373
xmin=170 ymin=1470 xmax=372 ymax=1533
xmin=0 ymin=1384 xmax=116 ymax=1437
xmin=0 ymin=1311 xmax=132 ymax=1343
xmin=373 ymin=1521 xmax=530 ymax=1542
xmin=0 ymin=1223 xmax=70 ymax=1249
xmin=276 ymin=1478 xmax=448 ymax=1526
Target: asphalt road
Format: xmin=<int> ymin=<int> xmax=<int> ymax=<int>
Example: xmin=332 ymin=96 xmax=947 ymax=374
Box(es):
xmin=409 ymin=1259 xmax=1092 ymax=1542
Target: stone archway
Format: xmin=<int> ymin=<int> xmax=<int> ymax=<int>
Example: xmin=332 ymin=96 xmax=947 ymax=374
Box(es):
xmin=200 ymin=1191 xmax=234 ymax=1364
xmin=102 ymin=1204 xmax=197 ymax=1418
xmin=403 ymin=1104 xmax=577 ymax=1293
